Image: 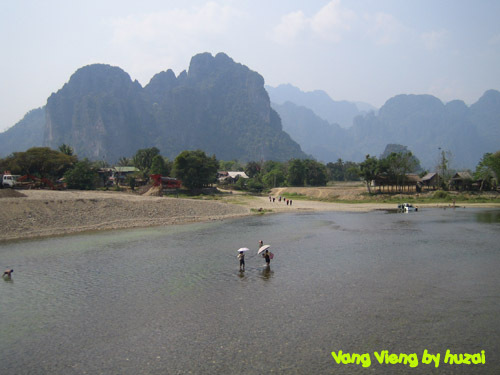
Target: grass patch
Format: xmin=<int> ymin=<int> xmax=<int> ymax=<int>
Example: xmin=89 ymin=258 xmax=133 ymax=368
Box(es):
xmin=282 ymin=189 xmax=500 ymax=205
xmin=280 ymin=192 xmax=308 ymax=200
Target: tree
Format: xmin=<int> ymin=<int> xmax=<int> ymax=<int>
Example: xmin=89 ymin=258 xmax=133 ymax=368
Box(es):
xmin=435 ymin=148 xmax=453 ymax=188
xmin=474 ymin=151 xmax=500 ymax=190
xmin=133 ymin=147 xmax=160 ymax=178
xmin=262 ymin=168 xmax=286 ymax=188
xmin=245 ymin=161 xmax=261 ymax=178
xmin=260 ymin=161 xmax=286 ymax=188
xmin=150 ymin=155 xmax=170 ymax=176
xmin=173 ymin=150 xmax=219 ymax=189
xmin=380 ymin=152 xmax=418 ymax=190
xmin=380 ymin=144 xmax=422 ymax=172
xmin=58 ymin=144 xmax=74 ymax=156
xmin=117 ymin=157 xmax=132 ymax=167
xmin=303 ymin=159 xmax=328 ymax=186
xmin=64 ymin=159 xmax=99 ymax=190
xmin=358 ymin=155 xmax=379 ymax=194
xmin=287 ymin=159 xmax=306 ymax=186
xmin=219 ymin=160 xmax=244 ymax=171
xmin=327 ymin=159 xmax=345 ymax=181
xmin=0 ymin=147 xmax=76 ymax=179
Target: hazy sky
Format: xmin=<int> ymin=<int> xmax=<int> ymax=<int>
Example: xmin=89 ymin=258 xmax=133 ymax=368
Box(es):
xmin=2 ymin=0 xmax=500 ymax=132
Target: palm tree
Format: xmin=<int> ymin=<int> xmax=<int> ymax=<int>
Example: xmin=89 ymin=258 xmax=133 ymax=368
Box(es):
xmin=58 ymin=144 xmax=74 ymax=156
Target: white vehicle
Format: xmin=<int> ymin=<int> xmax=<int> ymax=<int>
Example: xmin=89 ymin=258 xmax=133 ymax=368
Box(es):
xmin=2 ymin=174 xmax=20 ymax=188
xmin=398 ymin=203 xmax=418 ymax=212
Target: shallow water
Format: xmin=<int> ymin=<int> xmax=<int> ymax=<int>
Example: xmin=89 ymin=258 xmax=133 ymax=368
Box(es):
xmin=1 ymin=208 xmax=499 ymax=374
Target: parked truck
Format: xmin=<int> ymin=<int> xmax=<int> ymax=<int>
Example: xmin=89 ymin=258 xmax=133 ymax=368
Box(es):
xmin=2 ymin=174 xmax=20 ymax=188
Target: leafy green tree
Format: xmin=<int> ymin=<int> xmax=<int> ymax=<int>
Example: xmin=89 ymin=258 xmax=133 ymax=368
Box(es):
xmin=380 ymin=152 xmax=418 ymax=190
xmin=246 ymin=177 xmax=264 ymax=193
xmin=380 ymin=144 xmax=422 ymax=172
xmin=259 ymin=161 xmax=285 ymax=188
xmin=327 ymin=159 xmax=345 ymax=181
xmin=344 ymin=161 xmax=360 ymax=181
xmin=358 ymin=155 xmax=379 ymax=194
xmin=287 ymin=159 xmax=306 ymax=186
xmin=58 ymin=144 xmax=74 ymax=156
xmin=327 ymin=159 xmax=361 ymax=181
xmin=150 ymin=155 xmax=170 ymax=176
xmin=91 ymin=160 xmax=109 ymax=169
xmin=474 ymin=151 xmax=500 ymax=190
xmin=219 ymin=160 xmax=244 ymax=171
xmin=117 ymin=157 xmax=132 ymax=166
xmin=245 ymin=161 xmax=261 ymax=178
xmin=64 ymin=159 xmax=99 ymax=190
xmin=262 ymin=168 xmax=286 ymax=188
xmin=303 ymin=159 xmax=328 ymax=186
xmin=0 ymin=147 xmax=76 ymax=179
xmin=173 ymin=150 xmax=219 ymax=189
xmin=133 ymin=147 xmax=160 ymax=177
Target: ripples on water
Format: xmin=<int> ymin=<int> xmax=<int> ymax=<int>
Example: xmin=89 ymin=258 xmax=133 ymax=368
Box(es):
xmin=1 ymin=208 xmax=499 ymax=374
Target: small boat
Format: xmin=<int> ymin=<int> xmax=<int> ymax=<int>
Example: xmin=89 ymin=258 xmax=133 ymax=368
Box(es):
xmin=398 ymin=203 xmax=418 ymax=212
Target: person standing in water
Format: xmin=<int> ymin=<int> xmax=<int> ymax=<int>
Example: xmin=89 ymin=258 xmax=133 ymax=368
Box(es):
xmin=237 ymin=251 xmax=245 ymax=271
xmin=263 ymin=249 xmax=271 ymax=266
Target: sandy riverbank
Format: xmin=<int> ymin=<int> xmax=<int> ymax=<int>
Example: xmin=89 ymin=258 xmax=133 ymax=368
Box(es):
xmin=0 ymin=189 xmax=250 ymax=241
xmin=1 ymin=188 xmax=499 ymax=241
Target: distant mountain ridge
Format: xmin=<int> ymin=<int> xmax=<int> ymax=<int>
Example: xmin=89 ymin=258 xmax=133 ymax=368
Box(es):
xmin=1 ymin=53 xmax=306 ymax=163
xmin=272 ymin=89 xmax=500 ymax=169
xmin=1 ymin=54 xmax=498 ymax=170
xmin=266 ymin=83 xmax=376 ymax=128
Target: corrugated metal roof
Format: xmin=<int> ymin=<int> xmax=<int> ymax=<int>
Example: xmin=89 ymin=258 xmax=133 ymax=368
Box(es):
xmin=227 ymin=171 xmax=249 ymax=179
xmin=113 ymin=166 xmax=139 ymax=173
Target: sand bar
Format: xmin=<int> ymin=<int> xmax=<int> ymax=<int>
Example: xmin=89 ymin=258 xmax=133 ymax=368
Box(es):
xmin=1 ymin=189 xmax=499 ymax=241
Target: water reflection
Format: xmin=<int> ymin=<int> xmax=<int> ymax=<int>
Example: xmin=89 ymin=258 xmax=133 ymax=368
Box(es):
xmin=260 ymin=265 xmax=273 ymax=280
xmin=475 ymin=210 xmax=500 ymax=223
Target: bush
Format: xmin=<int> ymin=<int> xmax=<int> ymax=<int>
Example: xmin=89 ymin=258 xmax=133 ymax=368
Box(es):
xmin=433 ymin=190 xmax=450 ymax=200
xmin=64 ymin=159 xmax=98 ymax=190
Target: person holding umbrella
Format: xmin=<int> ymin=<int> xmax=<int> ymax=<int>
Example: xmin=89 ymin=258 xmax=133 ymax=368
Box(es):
xmin=237 ymin=248 xmax=248 ymax=271
xmin=258 ymin=244 xmax=273 ymax=267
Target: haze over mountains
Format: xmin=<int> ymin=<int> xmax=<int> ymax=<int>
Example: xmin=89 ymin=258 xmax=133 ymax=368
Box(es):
xmin=266 ymin=84 xmax=377 ymax=128
xmin=1 ymin=53 xmax=306 ymax=163
xmin=269 ymin=85 xmax=500 ymax=169
xmin=1 ymin=52 xmax=498 ymax=170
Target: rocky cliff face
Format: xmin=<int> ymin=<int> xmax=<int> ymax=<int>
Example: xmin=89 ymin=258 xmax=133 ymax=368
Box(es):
xmin=43 ymin=53 xmax=305 ymax=162
xmin=0 ymin=108 xmax=45 ymax=157
xmin=273 ymin=90 xmax=500 ymax=169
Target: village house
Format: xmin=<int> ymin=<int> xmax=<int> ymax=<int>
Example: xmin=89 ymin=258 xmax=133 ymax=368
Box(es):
xmin=217 ymin=171 xmax=249 ymax=184
xmin=449 ymin=172 xmax=473 ymax=191
xmin=97 ymin=166 xmax=140 ymax=187
xmin=419 ymin=172 xmax=440 ymax=190
xmin=372 ymin=173 xmax=421 ymax=192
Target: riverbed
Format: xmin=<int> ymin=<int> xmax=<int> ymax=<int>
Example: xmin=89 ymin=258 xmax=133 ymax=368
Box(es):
xmin=1 ymin=207 xmax=499 ymax=374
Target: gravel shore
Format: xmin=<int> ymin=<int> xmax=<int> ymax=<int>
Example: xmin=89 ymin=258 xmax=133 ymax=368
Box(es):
xmin=0 ymin=190 xmax=249 ymax=241
xmin=1 ymin=188 xmax=498 ymax=241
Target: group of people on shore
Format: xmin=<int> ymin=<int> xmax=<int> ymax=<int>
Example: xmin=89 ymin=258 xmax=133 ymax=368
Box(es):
xmin=268 ymin=195 xmax=293 ymax=206
xmin=237 ymin=240 xmax=272 ymax=271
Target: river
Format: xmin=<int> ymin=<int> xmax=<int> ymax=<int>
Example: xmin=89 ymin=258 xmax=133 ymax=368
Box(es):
xmin=1 ymin=207 xmax=499 ymax=374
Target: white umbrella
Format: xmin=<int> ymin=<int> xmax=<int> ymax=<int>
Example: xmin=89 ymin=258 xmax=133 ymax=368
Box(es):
xmin=258 ymin=244 xmax=271 ymax=255
xmin=237 ymin=247 xmax=249 ymax=252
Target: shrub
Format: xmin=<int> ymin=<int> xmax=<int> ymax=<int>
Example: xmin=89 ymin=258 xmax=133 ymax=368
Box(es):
xmin=433 ymin=190 xmax=450 ymax=200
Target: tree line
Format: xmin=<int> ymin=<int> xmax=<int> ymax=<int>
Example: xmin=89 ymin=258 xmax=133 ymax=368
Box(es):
xmin=1 ymin=146 xmax=499 ymax=192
